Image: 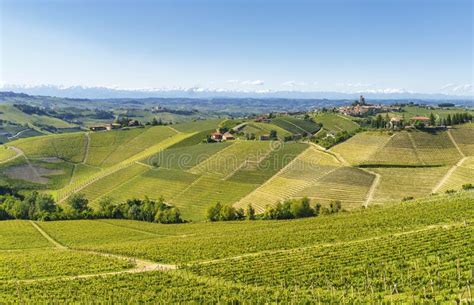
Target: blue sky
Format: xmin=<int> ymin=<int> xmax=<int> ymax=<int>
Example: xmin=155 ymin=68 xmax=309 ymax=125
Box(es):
xmin=1 ymin=0 xmax=472 ymax=95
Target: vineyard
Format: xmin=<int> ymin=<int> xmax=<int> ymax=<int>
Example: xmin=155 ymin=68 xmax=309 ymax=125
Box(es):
xmin=0 ymin=192 xmax=472 ymax=302
xmin=1 ymin=119 xmax=473 ymax=220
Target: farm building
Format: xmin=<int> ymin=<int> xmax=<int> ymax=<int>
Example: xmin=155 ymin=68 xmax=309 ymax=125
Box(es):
xmin=223 ymin=132 xmax=235 ymax=140
xmin=260 ymin=134 xmax=270 ymax=141
xmin=211 ymin=131 xmax=223 ymax=141
xmin=410 ymin=116 xmax=430 ymax=122
xmin=90 ymin=126 xmax=107 ymax=131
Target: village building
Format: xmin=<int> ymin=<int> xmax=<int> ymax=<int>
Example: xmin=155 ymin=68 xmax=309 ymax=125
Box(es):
xmin=222 ymin=132 xmax=235 ymax=141
xmin=389 ymin=116 xmax=403 ymax=129
xmin=260 ymin=134 xmax=270 ymax=141
xmin=211 ymin=131 xmax=223 ymax=141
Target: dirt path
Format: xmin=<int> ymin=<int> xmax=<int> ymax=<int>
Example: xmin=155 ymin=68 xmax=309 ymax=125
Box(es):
xmin=432 ymin=157 xmax=467 ymax=193
xmin=6 ymin=128 xmax=30 ymax=140
xmin=360 ymin=168 xmax=380 ymax=207
xmin=431 ymin=131 xmax=467 ymax=193
xmin=29 ymin=221 xmax=67 ymax=250
xmin=0 ymin=146 xmax=23 ymax=164
xmin=26 ymin=220 xmax=176 ymax=283
xmin=82 ymin=132 xmax=91 ymax=164
xmin=311 ymin=142 xmax=349 ymax=166
xmin=448 ymin=130 xmax=466 ymax=158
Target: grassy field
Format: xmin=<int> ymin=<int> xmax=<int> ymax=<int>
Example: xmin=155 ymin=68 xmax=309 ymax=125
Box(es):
xmin=0 ymin=146 xmax=17 ymax=162
xmin=239 ymin=122 xmax=292 ymax=139
xmin=313 ymin=112 xmax=360 ymax=134
xmin=0 ymin=192 xmax=472 ymax=302
xmin=0 ymin=105 xmax=77 ymax=130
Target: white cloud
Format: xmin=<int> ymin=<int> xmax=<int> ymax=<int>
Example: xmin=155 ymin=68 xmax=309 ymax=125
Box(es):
xmin=358 ymin=88 xmax=409 ymax=94
xmin=452 ymin=84 xmax=472 ymax=92
xmin=440 ymin=83 xmax=473 ymax=93
xmin=226 ymin=79 xmax=239 ymax=84
xmin=241 ymin=80 xmax=264 ymax=86
xmin=282 ymin=80 xmax=307 ymax=87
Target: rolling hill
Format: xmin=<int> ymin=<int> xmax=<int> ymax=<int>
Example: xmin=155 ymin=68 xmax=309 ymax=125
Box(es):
xmin=0 ymin=191 xmax=472 ymax=302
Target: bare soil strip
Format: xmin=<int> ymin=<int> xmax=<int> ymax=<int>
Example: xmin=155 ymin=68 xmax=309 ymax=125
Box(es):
xmin=26 ymin=220 xmax=176 ymax=283
xmin=0 ymin=146 xmax=23 ymax=164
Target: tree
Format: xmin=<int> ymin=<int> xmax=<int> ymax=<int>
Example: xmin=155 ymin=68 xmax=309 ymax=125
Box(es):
xmin=446 ymin=114 xmax=452 ymax=126
xmin=246 ymin=204 xmax=256 ymax=220
xmin=67 ymin=193 xmax=90 ymax=213
xmin=269 ymin=130 xmax=278 ymax=139
xmin=207 ymin=202 xmax=222 ymax=222
xmin=290 ymin=197 xmax=314 ymax=218
xmin=429 ymin=113 xmax=436 ymax=126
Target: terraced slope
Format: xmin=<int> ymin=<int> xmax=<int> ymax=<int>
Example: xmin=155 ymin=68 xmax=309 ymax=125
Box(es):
xmin=189 ymin=141 xmax=272 ymax=177
xmin=296 ymin=166 xmax=375 ymax=209
xmin=450 ymin=124 xmax=474 ymax=156
xmin=86 ymin=126 xmax=177 ymax=167
xmin=272 ymin=117 xmax=320 ymax=134
xmin=438 ymin=157 xmax=474 ymax=192
xmin=11 ymin=133 xmax=87 ymax=163
xmin=234 ymin=147 xmax=345 ymax=212
xmin=313 ymin=113 xmax=360 ymax=134
xmin=148 ymin=142 xmax=232 ymax=170
xmin=370 ymin=166 xmax=450 ymax=203
xmin=56 ymin=132 xmax=193 ymax=202
xmin=331 ymin=132 xmax=391 ymax=165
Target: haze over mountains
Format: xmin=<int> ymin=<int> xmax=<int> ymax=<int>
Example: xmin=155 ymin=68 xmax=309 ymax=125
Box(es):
xmin=2 ymin=84 xmax=473 ymax=101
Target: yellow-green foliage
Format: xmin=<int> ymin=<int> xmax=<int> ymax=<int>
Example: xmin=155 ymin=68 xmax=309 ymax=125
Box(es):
xmin=240 ymin=122 xmax=291 ymax=139
xmin=313 ymin=112 xmax=360 ymax=134
xmin=450 ymin=124 xmax=474 ymax=156
xmin=170 ymin=175 xmax=258 ymax=221
xmin=234 ymin=147 xmax=343 ymax=212
xmin=331 ymin=131 xmax=391 ymax=165
xmin=189 ymin=141 xmax=272 ymax=177
xmin=439 ymin=157 xmax=474 ymax=192
xmin=1 ymin=193 xmax=472 ymax=303
xmin=359 ymin=131 xmax=461 ymax=166
xmin=86 ymin=126 xmax=177 ymax=167
xmin=0 ymin=220 xmax=52 ymax=250
xmin=296 ymin=167 xmax=375 ymax=209
xmin=172 ymin=119 xmax=223 ymax=132
xmin=105 ymin=168 xmax=199 ymax=204
xmin=12 ymin=133 xmax=86 ymax=163
xmin=79 ymin=163 xmax=149 ymax=206
xmin=0 ymin=248 xmax=133 ymax=280
xmin=0 ymin=146 xmax=16 ymax=162
xmin=0 ymin=105 xmax=76 ymax=129
xmin=371 ymin=166 xmax=450 ymax=203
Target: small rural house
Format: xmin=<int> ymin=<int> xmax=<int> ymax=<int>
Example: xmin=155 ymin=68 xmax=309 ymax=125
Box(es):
xmin=211 ymin=131 xmax=223 ymax=141
xmin=222 ymin=132 xmax=235 ymax=140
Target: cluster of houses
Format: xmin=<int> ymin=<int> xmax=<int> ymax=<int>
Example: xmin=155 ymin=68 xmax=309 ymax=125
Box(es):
xmin=210 ymin=131 xmax=235 ymax=141
xmin=388 ymin=115 xmax=432 ymax=129
xmin=338 ymin=95 xmax=401 ymax=117
xmin=89 ymin=123 xmax=122 ymax=131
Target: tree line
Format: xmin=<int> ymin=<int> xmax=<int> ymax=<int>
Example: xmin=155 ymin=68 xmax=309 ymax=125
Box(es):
xmin=0 ymin=186 xmax=183 ymax=223
xmin=206 ymin=197 xmax=343 ymax=222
